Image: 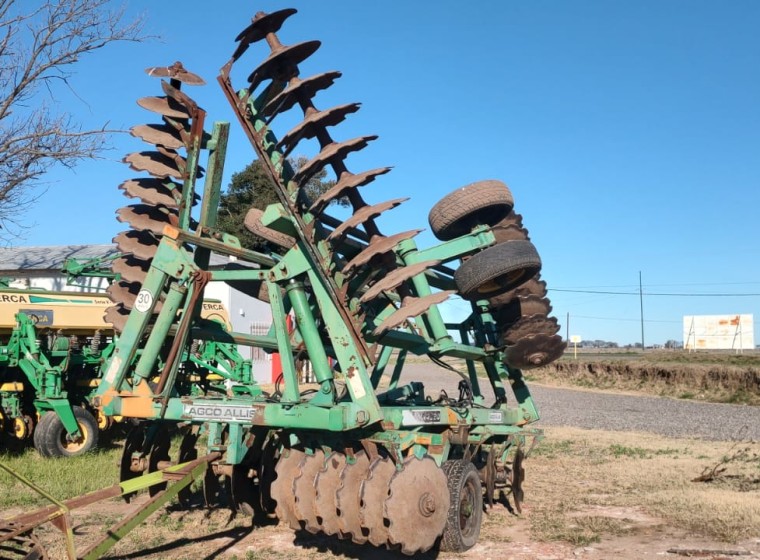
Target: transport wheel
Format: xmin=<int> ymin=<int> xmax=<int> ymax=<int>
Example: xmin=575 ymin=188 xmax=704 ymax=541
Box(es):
xmin=440 ymin=460 xmax=483 ymax=552
xmin=455 ymin=240 xmax=541 ymax=301
xmin=244 ymin=207 xmax=296 ymax=249
xmin=428 ymin=180 xmax=514 ymax=241
xmin=36 ymin=408 xmax=98 ymax=458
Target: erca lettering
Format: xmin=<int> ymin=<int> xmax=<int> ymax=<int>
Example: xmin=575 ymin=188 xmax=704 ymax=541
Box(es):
xmin=202 ymin=303 xmax=225 ymax=311
xmin=0 ymin=294 xmax=29 ymax=303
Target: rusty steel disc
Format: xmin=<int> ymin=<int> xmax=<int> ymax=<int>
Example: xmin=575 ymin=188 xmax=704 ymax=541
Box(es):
xmin=336 ymin=451 xmax=370 ymax=544
xmin=491 ymin=222 xmax=530 ymax=243
xmin=257 ymin=432 xmax=281 ymax=521
xmin=124 ymin=151 xmax=185 ymax=180
xmin=116 ymin=204 xmax=177 ymax=235
xmin=492 ymin=294 xmax=553 ymax=326
xmin=145 ymin=61 xmax=205 ymax=85
xmin=263 ymin=71 xmax=342 ymax=117
xmin=147 ymin=427 xmax=172 ymax=497
xmin=113 ymin=230 xmax=160 ymax=260
xmin=247 ymin=40 xmax=321 ymax=88
xmin=293 ymin=449 xmax=325 ymax=533
xmin=277 ymin=103 xmax=361 ymax=155
xmin=0 ymin=520 xmax=48 ymax=559
xmin=328 ymin=198 xmax=408 ymax=242
xmin=343 ymin=229 xmax=423 ymax=275
xmin=235 ymin=8 xmax=296 ymax=43
xmin=176 ymin=428 xmax=199 ymax=508
xmin=271 ymin=448 xmax=305 ymax=530
xmin=500 ymin=315 xmax=560 ymax=346
xmin=359 ymin=456 xmax=395 ymax=547
xmin=504 ymin=333 xmax=566 ymax=369
xmin=106 ymin=280 xmax=140 ymax=309
xmin=137 ymin=96 xmax=191 ymax=120
xmin=360 ymin=259 xmax=439 ymax=303
xmin=385 ymin=456 xmax=450 ymax=555
xmin=314 ymin=451 xmax=347 ymax=537
xmin=510 ymin=448 xmax=526 ymax=513
xmin=294 ymin=135 xmax=378 ymax=186
xmin=104 ymin=304 xmax=129 ymax=333
xmin=372 ymin=291 xmax=455 ymax=336
xmin=119 ymin=424 xmax=147 ymax=502
xmin=111 ymin=254 xmax=150 ymax=285
xmin=309 ymin=167 xmax=392 ymax=214
xmin=119 ymin=178 xmax=181 ymax=208
xmin=130 ymin=124 xmax=186 ymax=150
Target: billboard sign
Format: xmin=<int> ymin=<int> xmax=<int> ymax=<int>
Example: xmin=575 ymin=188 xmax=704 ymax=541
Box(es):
xmin=683 ymin=314 xmax=754 ymax=351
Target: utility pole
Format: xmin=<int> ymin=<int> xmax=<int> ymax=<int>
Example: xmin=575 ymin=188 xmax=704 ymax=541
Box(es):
xmin=566 ymin=312 xmax=570 ymax=342
xmin=639 ymin=271 xmax=645 ymax=351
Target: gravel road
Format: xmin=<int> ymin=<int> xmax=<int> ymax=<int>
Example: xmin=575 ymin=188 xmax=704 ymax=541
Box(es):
xmin=397 ymin=363 xmax=760 ymax=442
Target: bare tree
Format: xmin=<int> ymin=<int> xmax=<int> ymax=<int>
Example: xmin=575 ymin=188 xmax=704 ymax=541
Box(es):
xmin=0 ymin=0 xmax=146 ymax=239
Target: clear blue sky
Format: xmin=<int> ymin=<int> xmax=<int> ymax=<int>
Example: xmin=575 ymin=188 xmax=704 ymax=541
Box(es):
xmin=16 ymin=1 xmax=760 ymax=346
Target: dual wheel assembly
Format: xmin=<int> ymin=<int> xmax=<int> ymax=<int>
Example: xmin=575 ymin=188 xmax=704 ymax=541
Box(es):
xmin=270 ymin=450 xmax=485 ymax=555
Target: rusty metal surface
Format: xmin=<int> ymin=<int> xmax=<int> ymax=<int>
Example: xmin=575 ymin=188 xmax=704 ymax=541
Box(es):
xmin=314 ymin=452 xmax=346 ymax=537
xmin=493 ymin=294 xmax=553 ymax=323
xmin=277 ymin=103 xmax=361 ymax=155
xmin=359 ymin=260 xmax=438 ymax=303
xmin=343 ymin=229 xmax=422 ymax=275
xmin=505 ymin=333 xmax=566 ymax=369
xmin=111 ymin=255 xmax=150 ymax=284
xmin=106 ymin=281 xmax=140 ymax=309
xmin=327 ymin=198 xmax=407 ymax=242
xmin=385 ymin=456 xmax=449 ymax=555
xmin=136 ymin=96 xmax=191 ymax=120
xmin=0 ymin=520 xmax=49 ymax=559
xmin=373 ymin=291 xmax=455 ymax=336
xmin=271 ymin=448 xmax=305 ymax=530
xmin=359 ymin=456 xmax=395 ymax=547
xmin=510 ymin=448 xmax=525 ymax=513
xmin=118 ymin=178 xmax=180 ymax=208
xmin=501 ymin=315 xmax=560 ymax=345
xmin=491 ymin=222 xmax=530 ymax=243
xmin=145 ymin=61 xmax=205 ymax=85
xmin=130 ymin=124 xmax=185 ymax=150
xmin=293 ymin=135 xmax=378 ymax=186
xmin=263 ymin=71 xmax=342 ymax=117
xmin=104 ymin=305 xmax=129 ymax=333
xmin=309 ymin=167 xmax=392 ymax=214
xmin=336 ymin=451 xmax=370 ymax=544
xmin=123 ymin=151 xmax=185 ymax=180
xmin=116 ymin=204 xmax=177 ymax=235
xmin=247 ymin=41 xmax=322 ymax=88
xmin=232 ymin=8 xmax=298 ymax=62
xmin=113 ymin=230 xmax=160 ymax=260
xmin=293 ymin=449 xmax=325 ymax=533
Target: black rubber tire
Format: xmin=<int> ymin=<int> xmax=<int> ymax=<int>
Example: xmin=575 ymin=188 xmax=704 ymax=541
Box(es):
xmin=428 ymin=180 xmax=514 ymax=241
xmin=244 ymin=207 xmax=295 ymax=249
xmin=440 ymin=460 xmax=483 ymax=553
xmin=33 ymin=413 xmax=53 ymax=457
xmin=35 ymin=407 xmax=98 ymax=458
xmin=455 ymin=240 xmax=541 ymax=301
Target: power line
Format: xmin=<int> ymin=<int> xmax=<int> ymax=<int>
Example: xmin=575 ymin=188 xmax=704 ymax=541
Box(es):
xmin=549 ymin=288 xmax=760 ymax=297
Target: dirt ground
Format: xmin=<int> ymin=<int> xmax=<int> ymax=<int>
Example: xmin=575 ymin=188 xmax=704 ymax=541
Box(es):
xmin=27 ymin=495 xmax=759 ymax=560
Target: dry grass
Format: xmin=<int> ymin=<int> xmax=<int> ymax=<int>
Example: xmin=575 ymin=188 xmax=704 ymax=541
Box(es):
xmin=529 ymin=354 xmax=760 ymax=405
xmin=526 ymin=427 xmax=760 ymax=544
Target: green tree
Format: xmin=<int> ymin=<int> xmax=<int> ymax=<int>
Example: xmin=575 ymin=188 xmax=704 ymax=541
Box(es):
xmin=217 ymin=156 xmax=339 ymax=251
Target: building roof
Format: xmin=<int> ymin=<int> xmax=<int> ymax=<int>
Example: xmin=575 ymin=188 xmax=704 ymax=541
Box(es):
xmin=0 ymin=244 xmax=117 ymax=272
xmin=0 ymin=244 xmax=237 ymax=273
